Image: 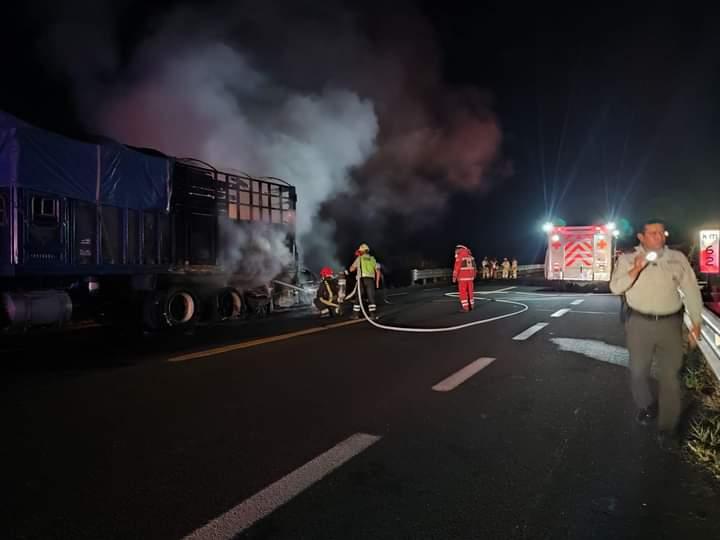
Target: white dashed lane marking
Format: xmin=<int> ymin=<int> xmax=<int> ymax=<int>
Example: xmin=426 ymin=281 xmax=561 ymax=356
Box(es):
xmin=184 ymin=433 xmax=381 ymax=539
xmin=432 ymin=357 xmax=496 ymax=392
xmin=512 ymin=323 xmax=549 ymax=341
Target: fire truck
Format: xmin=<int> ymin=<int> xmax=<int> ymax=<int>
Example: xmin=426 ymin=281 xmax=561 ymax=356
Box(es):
xmin=544 ymin=224 xmax=615 ymax=284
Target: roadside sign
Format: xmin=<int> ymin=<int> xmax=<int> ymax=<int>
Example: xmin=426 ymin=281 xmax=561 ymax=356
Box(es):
xmin=699 ymin=229 xmax=720 ymax=274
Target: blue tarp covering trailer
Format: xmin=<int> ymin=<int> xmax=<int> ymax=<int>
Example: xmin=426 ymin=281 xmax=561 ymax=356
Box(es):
xmin=0 ymin=111 xmax=171 ymax=211
xmin=0 ymin=111 xmax=173 ymax=274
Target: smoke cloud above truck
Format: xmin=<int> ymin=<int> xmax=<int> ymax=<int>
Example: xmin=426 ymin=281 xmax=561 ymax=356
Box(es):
xmin=43 ymin=0 xmax=508 ymax=273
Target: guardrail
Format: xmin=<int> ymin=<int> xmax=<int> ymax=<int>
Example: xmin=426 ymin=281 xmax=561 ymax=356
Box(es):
xmin=410 ymin=264 xmax=544 ymax=285
xmin=685 ymin=307 xmax=720 ymax=383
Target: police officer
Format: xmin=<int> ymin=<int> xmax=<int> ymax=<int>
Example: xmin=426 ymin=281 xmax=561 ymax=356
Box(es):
xmin=610 ymin=219 xmax=702 ymax=449
xmin=349 ymin=243 xmax=380 ymax=318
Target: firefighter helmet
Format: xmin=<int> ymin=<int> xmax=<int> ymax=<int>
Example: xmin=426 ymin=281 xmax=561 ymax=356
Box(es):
xmin=358 ymin=243 xmax=370 ymax=253
xmin=320 ymin=266 xmax=333 ymax=279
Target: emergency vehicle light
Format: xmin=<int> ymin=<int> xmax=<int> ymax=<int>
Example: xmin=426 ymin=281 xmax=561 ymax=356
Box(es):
xmin=542 ymin=222 xmax=554 ymax=233
xmin=606 ymin=222 xmax=616 ymax=231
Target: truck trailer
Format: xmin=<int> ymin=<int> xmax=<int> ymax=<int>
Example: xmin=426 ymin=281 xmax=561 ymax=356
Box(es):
xmin=0 ymin=111 xmax=307 ymax=333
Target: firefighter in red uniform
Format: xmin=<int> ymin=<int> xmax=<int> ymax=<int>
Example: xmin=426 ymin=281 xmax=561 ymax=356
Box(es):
xmin=452 ymin=244 xmax=477 ymax=311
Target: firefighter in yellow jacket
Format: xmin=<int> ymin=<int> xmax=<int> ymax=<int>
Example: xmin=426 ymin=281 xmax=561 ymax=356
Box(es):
xmin=349 ymin=243 xmax=380 ymax=318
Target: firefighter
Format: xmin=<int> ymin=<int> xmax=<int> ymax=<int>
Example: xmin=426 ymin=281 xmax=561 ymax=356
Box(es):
xmin=453 ymin=244 xmax=477 ymax=311
xmin=314 ymin=267 xmax=342 ymax=317
xmin=511 ymin=257 xmax=519 ymax=279
xmin=502 ymin=257 xmax=511 ymax=279
xmin=349 ymin=243 xmax=380 ymax=318
xmin=481 ymin=257 xmax=490 ymax=280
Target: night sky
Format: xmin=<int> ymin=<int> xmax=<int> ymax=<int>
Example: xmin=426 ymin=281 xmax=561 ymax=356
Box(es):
xmin=425 ymin=4 xmax=720 ymax=259
xmin=2 ymin=2 xmax=720 ymax=280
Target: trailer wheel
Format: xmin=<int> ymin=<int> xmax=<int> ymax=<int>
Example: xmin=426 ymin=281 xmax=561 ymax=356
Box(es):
xmin=165 ymin=290 xmax=197 ymax=326
xmin=216 ymin=288 xmax=243 ymax=320
xmin=143 ymin=288 xmax=199 ymax=330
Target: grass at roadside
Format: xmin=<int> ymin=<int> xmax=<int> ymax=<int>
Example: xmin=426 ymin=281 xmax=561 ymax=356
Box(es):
xmin=682 ymin=346 xmax=720 ymax=480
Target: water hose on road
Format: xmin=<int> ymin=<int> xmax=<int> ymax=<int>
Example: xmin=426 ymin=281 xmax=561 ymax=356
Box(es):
xmin=355 ymin=269 xmax=529 ymax=333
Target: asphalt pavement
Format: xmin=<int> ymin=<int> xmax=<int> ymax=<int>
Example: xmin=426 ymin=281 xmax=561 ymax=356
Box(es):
xmin=2 ymin=283 xmax=719 ymax=539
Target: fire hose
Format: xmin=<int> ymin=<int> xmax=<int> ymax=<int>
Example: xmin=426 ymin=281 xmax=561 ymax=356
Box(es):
xmin=353 ymin=268 xmax=529 ymax=333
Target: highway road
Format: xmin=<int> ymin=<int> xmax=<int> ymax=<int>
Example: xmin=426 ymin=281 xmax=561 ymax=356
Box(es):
xmin=3 ymin=284 xmax=719 ymax=539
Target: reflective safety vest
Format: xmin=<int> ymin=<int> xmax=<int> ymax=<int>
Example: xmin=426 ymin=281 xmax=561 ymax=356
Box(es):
xmin=353 ymin=254 xmax=377 ymax=278
xmin=453 ymin=248 xmax=477 ymax=281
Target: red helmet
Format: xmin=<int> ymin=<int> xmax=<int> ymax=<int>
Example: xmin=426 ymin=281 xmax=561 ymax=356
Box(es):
xmin=320 ymin=267 xmax=333 ymax=279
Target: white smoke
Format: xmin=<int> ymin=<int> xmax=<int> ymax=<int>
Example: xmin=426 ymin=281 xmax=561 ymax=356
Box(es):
xmin=92 ymin=38 xmax=376 ymax=280
xmin=218 ymin=219 xmax=294 ymax=288
xmin=43 ymin=0 xmax=506 ymax=278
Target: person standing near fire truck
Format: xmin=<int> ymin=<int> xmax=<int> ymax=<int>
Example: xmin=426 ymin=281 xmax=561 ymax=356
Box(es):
xmin=453 ymin=244 xmax=477 ymax=311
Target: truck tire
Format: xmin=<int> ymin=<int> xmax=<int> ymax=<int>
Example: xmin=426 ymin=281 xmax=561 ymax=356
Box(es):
xmin=143 ymin=287 xmax=199 ymax=330
xmin=166 ymin=290 xmax=197 ymax=325
xmin=215 ymin=287 xmax=243 ymax=320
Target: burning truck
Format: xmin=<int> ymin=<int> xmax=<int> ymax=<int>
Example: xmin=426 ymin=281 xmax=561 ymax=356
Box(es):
xmin=0 ymin=111 xmax=315 ymax=334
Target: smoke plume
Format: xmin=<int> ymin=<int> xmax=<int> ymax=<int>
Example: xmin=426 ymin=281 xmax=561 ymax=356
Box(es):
xmin=218 ymin=219 xmax=294 ymax=289
xmin=42 ymin=0 xmax=508 ymax=281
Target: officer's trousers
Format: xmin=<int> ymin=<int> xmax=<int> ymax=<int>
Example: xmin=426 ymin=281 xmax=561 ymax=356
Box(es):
xmin=625 ymin=312 xmax=685 ymax=431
